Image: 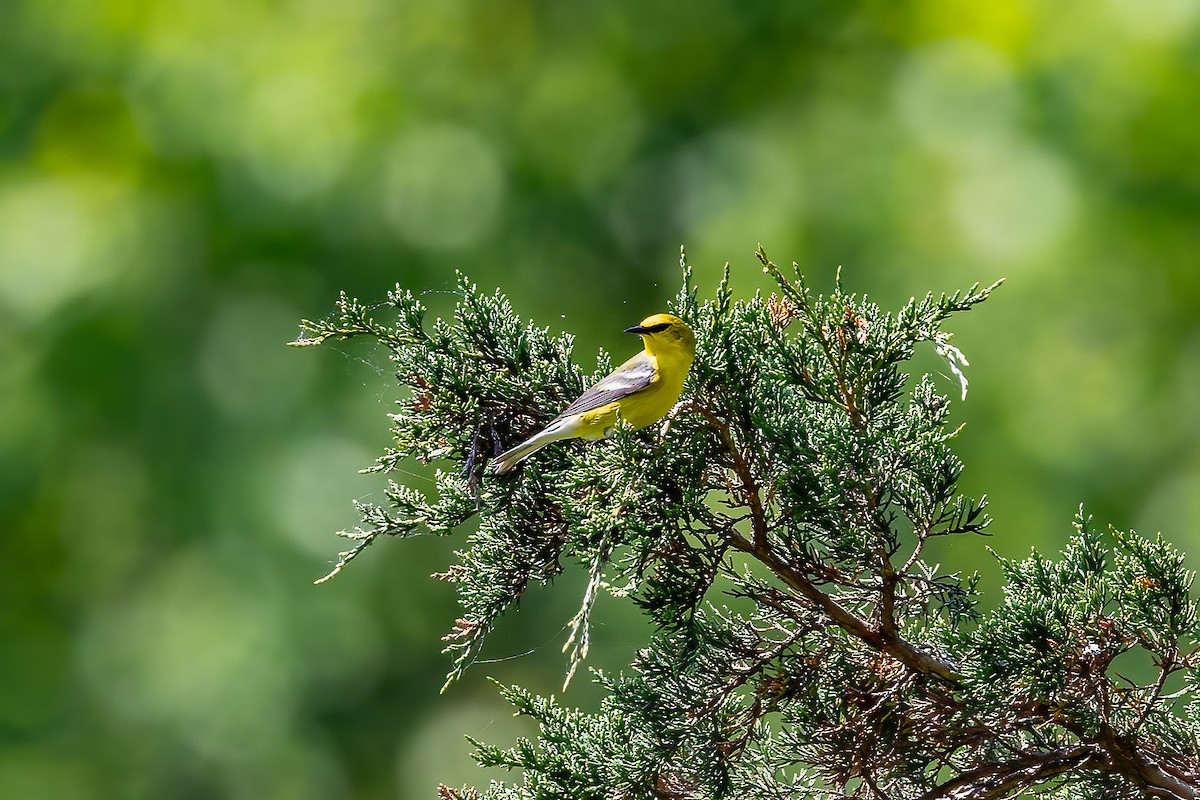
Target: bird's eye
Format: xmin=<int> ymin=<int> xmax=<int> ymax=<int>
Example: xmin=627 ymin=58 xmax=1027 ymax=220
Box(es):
xmin=644 ymin=322 xmax=671 ymax=333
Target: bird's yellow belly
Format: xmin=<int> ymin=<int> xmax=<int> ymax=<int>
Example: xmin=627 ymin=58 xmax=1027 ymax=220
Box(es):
xmin=576 ymin=377 xmax=682 ymax=439
xmin=577 ymin=404 xmax=621 ymax=440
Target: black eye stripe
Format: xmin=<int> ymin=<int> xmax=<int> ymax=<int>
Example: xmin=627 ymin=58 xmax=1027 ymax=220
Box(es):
xmin=644 ymin=322 xmax=671 ymax=333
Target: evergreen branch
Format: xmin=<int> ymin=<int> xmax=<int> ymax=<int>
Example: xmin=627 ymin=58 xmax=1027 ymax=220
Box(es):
xmin=1065 ymin=719 xmax=1200 ymax=800
xmin=688 ymin=399 xmax=770 ymax=551
xmin=694 ymin=385 xmax=958 ymax=681
xmin=1134 ymin=650 xmax=1177 ymax=730
xmin=296 ymin=251 xmax=1200 ymax=799
xmin=917 ymin=747 xmax=1100 ymax=800
xmin=314 ymin=529 xmax=379 ymax=585
xmin=562 ymin=542 xmax=611 ymax=691
xmin=727 ymin=527 xmax=959 ymax=683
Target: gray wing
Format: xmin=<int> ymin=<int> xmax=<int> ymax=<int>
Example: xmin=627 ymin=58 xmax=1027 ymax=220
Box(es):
xmin=550 ymin=352 xmax=656 ymax=423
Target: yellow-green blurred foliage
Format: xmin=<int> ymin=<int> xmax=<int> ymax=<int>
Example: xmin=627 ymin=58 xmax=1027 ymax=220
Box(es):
xmin=2 ymin=0 xmax=1198 ymax=797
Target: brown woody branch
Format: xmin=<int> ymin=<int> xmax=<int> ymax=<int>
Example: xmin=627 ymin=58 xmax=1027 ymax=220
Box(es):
xmin=691 ymin=399 xmax=959 ymax=684
xmin=694 ymin=395 xmax=1200 ymax=798
xmin=918 ymin=748 xmax=1100 ymax=800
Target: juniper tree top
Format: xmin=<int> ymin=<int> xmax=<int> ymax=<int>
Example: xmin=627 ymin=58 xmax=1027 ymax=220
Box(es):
xmin=292 ymin=249 xmax=1200 ymax=799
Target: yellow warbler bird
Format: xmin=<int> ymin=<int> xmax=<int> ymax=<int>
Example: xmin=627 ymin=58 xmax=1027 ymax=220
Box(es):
xmin=492 ymin=313 xmax=695 ymax=474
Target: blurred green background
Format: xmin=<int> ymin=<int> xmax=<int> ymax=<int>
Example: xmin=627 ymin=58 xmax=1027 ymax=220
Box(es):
xmin=3 ymin=0 xmax=1200 ymax=796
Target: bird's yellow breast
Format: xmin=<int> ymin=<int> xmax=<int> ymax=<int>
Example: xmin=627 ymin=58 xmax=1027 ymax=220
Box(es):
xmin=573 ymin=354 xmax=686 ymax=438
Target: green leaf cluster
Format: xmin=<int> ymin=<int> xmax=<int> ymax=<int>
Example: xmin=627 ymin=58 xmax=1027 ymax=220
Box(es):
xmin=295 ymin=250 xmax=1199 ymax=798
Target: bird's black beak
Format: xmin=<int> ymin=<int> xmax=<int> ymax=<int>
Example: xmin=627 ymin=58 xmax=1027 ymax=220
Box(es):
xmin=624 ymin=324 xmax=648 ymax=334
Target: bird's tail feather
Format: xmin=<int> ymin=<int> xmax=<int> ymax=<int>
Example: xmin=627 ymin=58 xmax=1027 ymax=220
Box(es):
xmin=492 ymin=421 xmax=576 ymax=474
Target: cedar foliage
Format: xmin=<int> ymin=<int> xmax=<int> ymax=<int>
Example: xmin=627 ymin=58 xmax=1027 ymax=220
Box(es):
xmin=292 ymin=249 xmax=1200 ymax=799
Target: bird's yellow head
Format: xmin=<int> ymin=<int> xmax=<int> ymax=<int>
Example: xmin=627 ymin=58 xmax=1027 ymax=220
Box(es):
xmin=624 ymin=313 xmax=696 ymax=358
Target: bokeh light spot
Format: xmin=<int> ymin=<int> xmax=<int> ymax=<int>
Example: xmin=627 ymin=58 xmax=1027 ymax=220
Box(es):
xmin=1105 ymin=0 xmax=1200 ymax=42
xmin=1138 ymin=465 xmax=1200 ymax=562
xmin=517 ymin=58 xmax=643 ymax=188
xmin=0 ymin=177 xmax=123 ymax=323
xmin=909 ymin=0 xmax=1033 ymax=54
xmin=1003 ymin=315 xmax=1140 ymax=470
xmin=200 ymin=292 xmax=316 ymax=421
xmin=894 ymin=39 xmax=1020 ymax=157
xmin=382 ymin=124 xmax=505 ymax=251
xmin=231 ymin=70 xmax=360 ymax=202
xmin=676 ymin=126 xmax=805 ymax=259
xmin=79 ymin=551 xmax=297 ymax=760
xmin=266 ymin=433 xmax=376 ymax=559
xmin=948 ymin=138 xmax=1078 ymax=264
